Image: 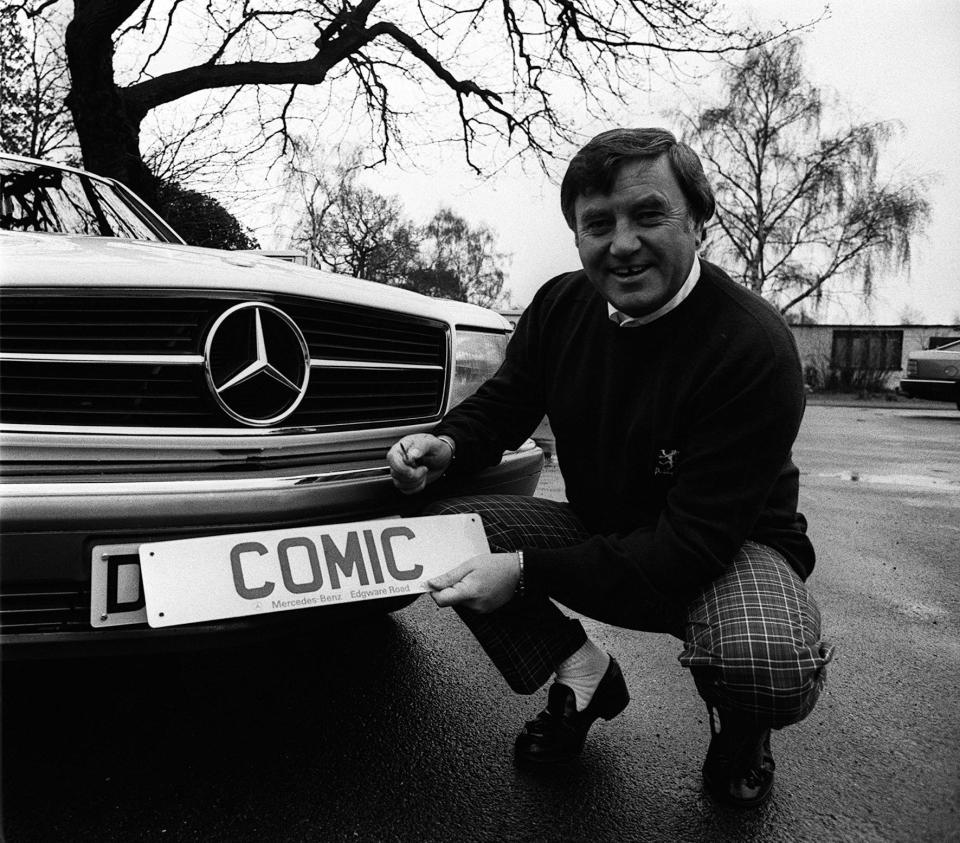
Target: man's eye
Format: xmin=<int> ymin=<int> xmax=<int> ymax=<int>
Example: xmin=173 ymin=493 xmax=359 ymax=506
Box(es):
xmin=583 ymin=219 xmax=611 ymax=233
xmin=635 ymin=211 xmax=663 ymax=224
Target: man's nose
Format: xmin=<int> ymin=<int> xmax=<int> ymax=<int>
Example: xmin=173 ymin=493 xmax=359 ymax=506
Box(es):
xmin=609 ymin=221 xmax=641 ymax=255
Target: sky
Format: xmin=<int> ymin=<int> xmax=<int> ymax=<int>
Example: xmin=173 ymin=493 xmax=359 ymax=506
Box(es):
xmin=258 ymin=0 xmax=960 ymax=325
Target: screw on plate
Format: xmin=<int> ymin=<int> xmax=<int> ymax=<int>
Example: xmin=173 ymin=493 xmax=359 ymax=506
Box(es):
xmin=100 ymin=614 xmax=108 ymax=621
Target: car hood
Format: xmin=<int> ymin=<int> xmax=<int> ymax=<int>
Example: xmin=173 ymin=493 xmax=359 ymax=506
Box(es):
xmin=0 ymin=231 xmax=509 ymax=330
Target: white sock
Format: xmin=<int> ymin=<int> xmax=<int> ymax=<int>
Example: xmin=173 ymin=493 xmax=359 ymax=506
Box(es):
xmin=555 ymin=638 xmax=610 ymax=711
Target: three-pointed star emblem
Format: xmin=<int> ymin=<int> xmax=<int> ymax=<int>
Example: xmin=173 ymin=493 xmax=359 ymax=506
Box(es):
xmin=216 ymin=308 xmax=303 ymax=393
xmin=203 ymin=302 xmax=311 ymax=426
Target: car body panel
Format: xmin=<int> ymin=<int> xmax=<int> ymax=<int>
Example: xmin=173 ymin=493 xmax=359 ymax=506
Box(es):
xmin=0 ymin=231 xmax=506 ymax=329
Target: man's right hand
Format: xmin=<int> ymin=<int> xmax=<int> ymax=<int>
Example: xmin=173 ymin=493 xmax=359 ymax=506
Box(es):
xmin=386 ymin=434 xmax=454 ymax=495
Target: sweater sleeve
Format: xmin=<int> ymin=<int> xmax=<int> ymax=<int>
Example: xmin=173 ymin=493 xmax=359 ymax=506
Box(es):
xmin=522 ymin=317 xmax=807 ymax=620
xmin=432 ymin=291 xmax=551 ymax=474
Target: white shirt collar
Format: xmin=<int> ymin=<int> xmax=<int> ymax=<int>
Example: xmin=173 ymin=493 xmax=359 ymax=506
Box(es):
xmin=607 ymin=254 xmax=701 ymax=328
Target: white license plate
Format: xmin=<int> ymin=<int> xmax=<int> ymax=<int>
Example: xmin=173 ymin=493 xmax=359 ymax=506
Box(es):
xmin=128 ymin=513 xmax=488 ymax=628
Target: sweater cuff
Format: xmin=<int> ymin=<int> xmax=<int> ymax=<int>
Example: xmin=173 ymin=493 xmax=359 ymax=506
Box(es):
xmin=431 ymin=423 xmax=476 ymax=474
xmin=436 ymin=434 xmax=456 ymax=459
xmin=519 ymin=545 xmax=554 ymax=596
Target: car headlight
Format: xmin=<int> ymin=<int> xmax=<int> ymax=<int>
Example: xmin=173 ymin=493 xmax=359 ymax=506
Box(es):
xmin=449 ymin=329 xmax=509 ymax=409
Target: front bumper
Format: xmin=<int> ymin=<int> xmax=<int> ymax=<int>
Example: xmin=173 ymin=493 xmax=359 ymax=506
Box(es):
xmin=0 ymin=442 xmax=543 ymax=657
xmin=899 ymin=378 xmax=958 ymax=402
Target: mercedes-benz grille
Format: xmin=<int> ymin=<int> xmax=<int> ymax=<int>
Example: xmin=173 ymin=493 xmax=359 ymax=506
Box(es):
xmin=0 ymin=292 xmax=449 ymax=431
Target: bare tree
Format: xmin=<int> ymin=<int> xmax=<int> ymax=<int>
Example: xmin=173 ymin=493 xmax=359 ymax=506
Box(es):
xmin=0 ymin=5 xmax=76 ymax=159
xmin=284 ymin=146 xmax=508 ymax=305
xmin=408 ymin=208 xmax=508 ymax=308
xmin=283 ymin=145 xmax=418 ymax=283
xmin=680 ymin=38 xmax=930 ymax=315
xmin=20 ymin=0 xmax=796 ymax=209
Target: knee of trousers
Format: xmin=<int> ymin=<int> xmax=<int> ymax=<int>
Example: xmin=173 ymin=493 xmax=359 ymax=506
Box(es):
xmin=421 ymin=496 xmax=512 ymax=549
xmin=420 ymin=494 xmax=587 ymax=553
xmin=678 ymin=543 xmax=835 ymax=728
xmin=681 ymin=631 xmax=834 ymax=729
xmin=421 ymin=497 xmax=476 ymax=517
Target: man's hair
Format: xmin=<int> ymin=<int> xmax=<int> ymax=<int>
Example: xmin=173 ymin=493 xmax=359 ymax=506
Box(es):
xmin=559 ymin=128 xmax=715 ymax=231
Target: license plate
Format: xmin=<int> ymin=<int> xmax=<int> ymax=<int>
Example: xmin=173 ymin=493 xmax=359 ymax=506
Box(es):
xmin=90 ymin=543 xmax=150 ymax=628
xmin=137 ymin=514 xmax=488 ymax=628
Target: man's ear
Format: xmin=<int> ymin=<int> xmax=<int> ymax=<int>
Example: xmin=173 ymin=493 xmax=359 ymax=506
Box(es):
xmin=568 ymin=211 xmax=580 ymax=247
xmin=693 ymin=221 xmax=705 ymax=249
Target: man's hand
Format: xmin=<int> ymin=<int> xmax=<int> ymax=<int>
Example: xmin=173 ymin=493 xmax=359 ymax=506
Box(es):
xmin=386 ymin=433 xmax=454 ymax=494
xmin=427 ymin=552 xmax=520 ymax=613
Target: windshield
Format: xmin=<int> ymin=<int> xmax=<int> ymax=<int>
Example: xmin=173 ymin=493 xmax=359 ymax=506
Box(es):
xmin=0 ymin=159 xmax=176 ymax=242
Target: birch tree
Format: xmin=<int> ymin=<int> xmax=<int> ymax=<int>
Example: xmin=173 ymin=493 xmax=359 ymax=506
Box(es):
xmin=681 ymin=38 xmax=930 ymax=315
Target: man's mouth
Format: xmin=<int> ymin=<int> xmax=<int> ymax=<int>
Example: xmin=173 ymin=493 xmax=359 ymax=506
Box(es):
xmin=609 ymin=265 xmax=648 ymax=279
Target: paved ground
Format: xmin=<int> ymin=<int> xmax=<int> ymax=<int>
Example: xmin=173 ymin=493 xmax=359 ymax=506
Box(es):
xmin=2 ymin=403 xmax=958 ymax=842
xmin=526 ymin=403 xmax=960 ymax=841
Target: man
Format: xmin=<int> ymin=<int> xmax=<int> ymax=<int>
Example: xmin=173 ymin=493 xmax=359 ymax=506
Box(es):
xmin=387 ymin=128 xmax=832 ymax=809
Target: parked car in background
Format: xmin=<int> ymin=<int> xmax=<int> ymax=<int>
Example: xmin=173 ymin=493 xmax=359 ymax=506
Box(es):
xmin=900 ymin=338 xmax=960 ymax=410
xmin=0 ymin=153 xmax=543 ymax=657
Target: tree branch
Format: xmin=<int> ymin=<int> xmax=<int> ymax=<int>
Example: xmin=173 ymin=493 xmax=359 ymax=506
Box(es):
xmin=24 ymin=0 xmax=64 ymax=18
xmin=70 ymin=0 xmax=146 ymax=42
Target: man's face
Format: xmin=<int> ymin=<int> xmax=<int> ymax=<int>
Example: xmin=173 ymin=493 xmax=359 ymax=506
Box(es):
xmin=573 ymin=155 xmax=703 ymax=318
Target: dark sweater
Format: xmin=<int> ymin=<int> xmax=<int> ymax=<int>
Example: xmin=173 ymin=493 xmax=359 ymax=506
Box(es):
xmin=435 ymin=260 xmax=815 ymax=623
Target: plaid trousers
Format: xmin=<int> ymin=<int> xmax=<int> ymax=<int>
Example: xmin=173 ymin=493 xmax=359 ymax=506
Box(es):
xmin=424 ymin=494 xmax=833 ymax=730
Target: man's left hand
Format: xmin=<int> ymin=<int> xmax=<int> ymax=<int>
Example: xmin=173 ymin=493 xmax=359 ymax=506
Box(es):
xmin=428 ymin=552 xmax=520 ymax=613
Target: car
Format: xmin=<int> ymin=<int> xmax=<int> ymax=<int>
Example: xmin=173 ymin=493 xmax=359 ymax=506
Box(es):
xmin=0 ymin=153 xmax=543 ymax=657
xmin=900 ymin=338 xmax=960 ymax=410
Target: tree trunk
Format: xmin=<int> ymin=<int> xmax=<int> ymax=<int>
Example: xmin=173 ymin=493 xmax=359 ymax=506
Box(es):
xmin=64 ymin=4 xmax=158 ymax=207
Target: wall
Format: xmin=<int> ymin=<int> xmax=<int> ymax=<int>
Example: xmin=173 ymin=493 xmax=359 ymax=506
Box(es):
xmin=790 ymin=324 xmax=960 ymax=389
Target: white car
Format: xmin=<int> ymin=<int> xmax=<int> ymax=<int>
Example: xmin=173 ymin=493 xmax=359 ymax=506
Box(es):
xmin=0 ymin=154 xmax=542 ymax=656
xmin=900 ymin=338 xmax=960 ymax=410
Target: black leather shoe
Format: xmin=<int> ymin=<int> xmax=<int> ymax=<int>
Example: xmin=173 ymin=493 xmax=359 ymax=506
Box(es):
xmin=702 ymin=708 xmax=776 ymax=808
xmin=514 ymin=656 xmax=629 ymax=764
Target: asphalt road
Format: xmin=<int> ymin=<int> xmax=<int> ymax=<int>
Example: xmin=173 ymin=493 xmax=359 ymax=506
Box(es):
xmin=2 ymin=403 xmax=959 ymax=842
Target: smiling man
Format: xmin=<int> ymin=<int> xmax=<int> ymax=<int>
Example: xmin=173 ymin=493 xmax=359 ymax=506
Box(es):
xmin=387 ymin=128 xmax=833 ymax=809
xmin=573 ymin=152 xmax=704 ymax=319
